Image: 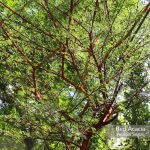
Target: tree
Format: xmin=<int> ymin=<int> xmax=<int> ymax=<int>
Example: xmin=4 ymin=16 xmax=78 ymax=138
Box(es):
xmin=121 ymin=63 xmax=149 ymax=150
xmin=0 ymin=0 xmax=150 ymax=149
xmin=107 ymin=62 xmax=150 ymax=150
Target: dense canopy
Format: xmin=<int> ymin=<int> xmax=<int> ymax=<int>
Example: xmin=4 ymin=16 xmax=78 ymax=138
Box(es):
xmin=0 ymin=0 xmax=150 ymax=149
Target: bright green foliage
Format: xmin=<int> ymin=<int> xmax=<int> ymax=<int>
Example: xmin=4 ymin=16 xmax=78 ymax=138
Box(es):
xmin=0 ymin=0 xmax=150 ymax=149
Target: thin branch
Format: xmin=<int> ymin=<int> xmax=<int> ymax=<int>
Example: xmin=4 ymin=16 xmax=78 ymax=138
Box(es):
xmin=0 ymin=1 xmax=55 ymax=39
xmin=98 ymin=2 xmax=150 ymax=70
xmin=32 ymin=66 xmax=42 ymax=100
xmin=1 ymin=25 xmax=33 ymax=67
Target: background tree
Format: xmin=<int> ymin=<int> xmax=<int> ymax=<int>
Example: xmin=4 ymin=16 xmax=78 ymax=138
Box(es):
xmin=120 ymin=63 xmax=149 ymax=150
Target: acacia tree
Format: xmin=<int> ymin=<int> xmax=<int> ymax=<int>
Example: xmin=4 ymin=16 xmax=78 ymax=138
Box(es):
xmin=0 ymin=0 xmax=150 ymax=149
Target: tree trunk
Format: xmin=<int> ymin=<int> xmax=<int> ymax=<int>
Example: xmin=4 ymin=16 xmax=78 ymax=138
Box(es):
xmin=65 ymin=141 xmax=71 ymax=150
xmin=24 ymin=138 xmax=34 ymax=150
xmin=80 ymin=128 xmax=92 ymax=150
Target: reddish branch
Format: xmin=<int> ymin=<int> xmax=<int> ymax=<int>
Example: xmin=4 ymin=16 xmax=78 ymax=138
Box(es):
xmin=79 ymin=0 xmax=106 ymax=118
xmin=58 ymin=110 xmax=78 ymax=123
xmin=99 ymin=1 xmax=150 ymax=70
xmin=0 ymin=1 xmax=55 ymax=39
xmin=2 ymin=23 xmax=42 ymax=101
xmin=143 ymin=2 xmax=150 ymax=13
xmin=1 ymin=25 xmax=33 ymax=67
xmin=82 ymin=55 xmax=91 ymax=80
xmin=65 ymin=141 xmax=71 ymax=150
xmin=36 ymin=1 xmax=85 ymax=48
xmin=79 ymin=3 xmax=150 ymax=146
xmin=32 ymin=66 xmax=42 ymax=100
xmin=41 ymin=68 xmax=87 ymax=94
xmin=89 ymin=0 xmax=100 ymax=71
xmin=53 ymin=4 xmax=89 ymax=33
xmin=104 ymin=0 xmax=110 ymax=20
xmin=112 ymin=67 xmax=124 ymax=101
xmin=1 ymin=1 xmax=149 ymax=149
xmin=89 ymin=32 xmax=99 ymax=70
xmin=43 ymin=0 xmax=57 ymax=27
xmin=62 ymin=0 xmax=74 ymax=78
xmin=130 ymin=3 xmax=150 ymax=42
xmin=80 ymin=128 xmax=93 ymax=150
xmin=104 ymin=0 xmax=112 ymax=33
xmin=89 ymin=0 xmax=109 ymax=101
xmin=62 ymin=45 xmax=66 ymax=77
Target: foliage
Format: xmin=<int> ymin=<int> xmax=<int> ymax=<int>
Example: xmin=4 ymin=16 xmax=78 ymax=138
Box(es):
xmin=120 ymin=64 xmax=149 ymax=150
xmin=0 ymin=0 xmax=150 ymax=149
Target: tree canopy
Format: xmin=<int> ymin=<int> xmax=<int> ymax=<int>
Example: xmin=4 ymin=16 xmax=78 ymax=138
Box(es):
xmin=0 ymin=0 xmax=150 ymax=149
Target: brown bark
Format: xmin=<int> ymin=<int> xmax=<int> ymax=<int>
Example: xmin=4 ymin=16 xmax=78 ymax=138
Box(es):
xmin=65 ymin=141 xmax=71 ymax=150
xmin=80 ymin=128 xmax=92 ymax=150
